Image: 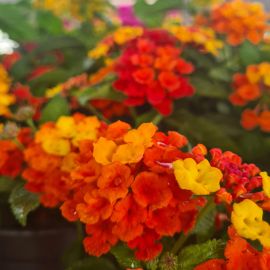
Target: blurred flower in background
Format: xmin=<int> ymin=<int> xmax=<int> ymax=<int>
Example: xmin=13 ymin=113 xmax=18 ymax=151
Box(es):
xmin=0 ymin=30 xmax=18 ymax=54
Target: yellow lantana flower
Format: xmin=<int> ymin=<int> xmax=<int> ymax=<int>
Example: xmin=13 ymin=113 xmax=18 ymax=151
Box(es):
xmin=124 ymin=123 xmax=157 ymax=148
xmin=172 ymin=158 xmax=222 ymax=195
xmin=56 ymin=116 xmax=77 ymax=138
xmin=45 ymin=84 xmax=63 ymax=98
xmin=112 ymin=143 xmax=145 ymax=164
xmin=231 ymin=199 xmax=270 ymax=247
xmin=261 ymin=172 xmax=270 ymax=198
xmin=72 ymin=117 xmax=100 ymax=146
xmin=0 ymin=64 xmax=15 ymax=116
xmin=42 ymin=137 xmax=71 ymax=156
xmin=168 ymin=25 xmax=223 ymax=55
xmin=93 ymin=137 xmax=117 ymax=165
xmin=113 ymin=26 xmax=143 ymax=45
xmin=93 ymin=123 xmax=157 ymax=165
xmin=88 ymin=43 xmax=110 ymax=59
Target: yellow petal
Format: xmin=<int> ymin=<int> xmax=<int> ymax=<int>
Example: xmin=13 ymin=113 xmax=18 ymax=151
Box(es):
xmin=93 ymin=137 xmax=117 ymax=165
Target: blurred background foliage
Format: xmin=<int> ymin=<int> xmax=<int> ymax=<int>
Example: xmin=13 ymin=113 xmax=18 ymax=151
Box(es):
xmin=0 ymin=0 xmax=269 ymax=170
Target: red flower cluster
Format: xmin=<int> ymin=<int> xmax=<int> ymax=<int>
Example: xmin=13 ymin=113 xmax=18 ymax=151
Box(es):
xmin=90 ymin=99 xmax=129 ymax=119
xmin=60 ymin=120 xmax=206 ymax=261
xmin=0 ymin=140 xmax=23 ymax=178
xmin=113 ymin=30 xmax=195 ymax=115
xmin=210 ymin=148 xmax=264 ymax=204
xmin=0 ymin=127 xmax=32 ymax=178
xmin=13 ymin=84 xmax=45 ymax=120
xmin=195 ymin=227 xmax=270 ymax=270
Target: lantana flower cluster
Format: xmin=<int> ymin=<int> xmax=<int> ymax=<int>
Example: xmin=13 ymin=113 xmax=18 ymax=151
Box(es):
xmin=195 ymin=226 xmax=270 ymax=270
xmin=89 ymin=27 xmax=195 ymax=115
xmin=210 ymin=0 xmax=269 ymax=46
xmin=60 ymin=120 xmax=212 ymax=260
xmin=113 ymin=29 xmax=195 ymax=115
xmin=167 ymin=25 xmax=223 ymax=55
xmin=230 ymin=63 xmax=270 ymax=132
xmin=33 ymin=0 xmax=107 ymax=21
xmin=1 ymin=115 xmax=270 ymax=266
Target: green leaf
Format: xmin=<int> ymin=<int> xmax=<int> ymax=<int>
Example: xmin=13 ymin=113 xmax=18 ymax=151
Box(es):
xmin=193 ymin=200 xmax=217 ymax=243
xmin=76 ymin=84 xmax=125 ymax=105
xmin=34 ymin=36 xmax=85 ymax=54
xmin=134 ymin=0 xmax=184 ymax=27
xmin=135 ymin=110 xmax=159 ymax=126
xmin=239 ymin=41 xmax=261 ymax=66
xmin=237 ymin=132 xmax=270 ymax=165
xmin=178 ymin=239 xmax=225 ymax=270
xmin=209 ymin=67 xmax=232 ymax=82
xmin=10 ymin=57 xmax=33 ymax=81
xmin=29 ymin=69 xmax=73 ymax=96
xmin=111 ymin=243 xmax=142 ymax=269
xmin=9 ymin=183 xmax=40 ymax=226
xmin=146 ymin=257 xmax=159 ymax=270
xmin=166 ymin=110 xmax=239 ymax=152
xmin=190 ymin=77 xmax=228 ymax=99
xmin=0 ymin=4 xmax=39 ymax=42
xmin=40 ymin=95 xmax=70 ymax=123
xmin=183 ymin=49 xmax=215 ymax=68
xmin=36 ymin=10 xmax=63 ymax=35
xmin=0 ymin=176 xmax=17 ymax=192
xmin=66 ymin=257 xmax=117 ymax=270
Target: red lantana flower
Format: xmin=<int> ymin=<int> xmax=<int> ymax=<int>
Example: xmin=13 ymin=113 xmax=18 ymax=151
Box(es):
xmin=113 ymin=30 xmax=194 ymax=115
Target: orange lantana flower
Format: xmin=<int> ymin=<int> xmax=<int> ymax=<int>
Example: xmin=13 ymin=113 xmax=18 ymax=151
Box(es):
xmin=132 ymin=172 xmax=172 ymax=210
xmin=211 ymin=0 xmax=268 ymax=46
xmin=97 ymin=162 xmax=133 ymax=203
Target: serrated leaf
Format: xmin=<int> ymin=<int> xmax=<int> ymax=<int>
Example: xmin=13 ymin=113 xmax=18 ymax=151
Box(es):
xmin=76 ymin=84 xmax=125 ymax=105
xmin=40 ymin=95 xmax=70 ymax=123
xmin=66 ymin=257 xmax=116 ymax=270
xmin=178 ymin=239 xmax=225 ymax=270
xmin=239 ymin=41 xmax=261 ymax=66
xmin=0 ymin=176 xmax=17 ymax=192
xmin=9 ymin=183 xmax=40 ymax=226
xmin=111 ymin=243 xmax=142 ymax=269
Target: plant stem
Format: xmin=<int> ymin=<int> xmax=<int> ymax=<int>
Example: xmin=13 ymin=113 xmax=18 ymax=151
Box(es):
xmin=26 ymin=118 xmax=37 ymax=132
xmin=152 ymin=114 xmax=163 ymax=125
xmin=129 ymin=107 xmax=138 ymax=126
xmin=76 ymin=221 xmax=84 ymax=242
xmin=171 ymin=232 xmax=190 ymax=255
xmin=87 ymin=104 xmax=110 ymax=124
